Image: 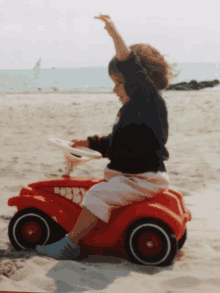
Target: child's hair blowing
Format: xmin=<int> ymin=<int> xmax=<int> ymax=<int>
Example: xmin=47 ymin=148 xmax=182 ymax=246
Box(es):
xmin=108 ymin=43 xmax=178 ymax=90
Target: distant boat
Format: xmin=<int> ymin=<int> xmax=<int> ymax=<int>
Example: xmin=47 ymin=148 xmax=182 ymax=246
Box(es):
xmin=33 ymin=58 xmax=41 ymax=78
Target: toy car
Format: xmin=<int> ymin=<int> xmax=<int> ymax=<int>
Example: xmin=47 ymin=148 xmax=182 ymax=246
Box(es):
xmin=8 ymin=137 xmax=191 ymax=266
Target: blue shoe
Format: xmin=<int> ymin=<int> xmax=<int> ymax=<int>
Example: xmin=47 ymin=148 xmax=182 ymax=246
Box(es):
xmin=36 ymin=235 xmax=80 ymax=260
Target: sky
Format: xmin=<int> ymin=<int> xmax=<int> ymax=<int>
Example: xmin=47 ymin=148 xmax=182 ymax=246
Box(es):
xmin=0 ymin=0 xmax=220 ymax=69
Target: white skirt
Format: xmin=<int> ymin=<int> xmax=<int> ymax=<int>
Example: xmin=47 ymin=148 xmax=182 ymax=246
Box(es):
xmin=82 ymin=167 xmax=169 ymax=223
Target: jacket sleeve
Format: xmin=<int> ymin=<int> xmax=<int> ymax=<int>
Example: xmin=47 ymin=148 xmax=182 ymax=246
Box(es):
xmin=87 ymin=134 xmax=111 ymax=158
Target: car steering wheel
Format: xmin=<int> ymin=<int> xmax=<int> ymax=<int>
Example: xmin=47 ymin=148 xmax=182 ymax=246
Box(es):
xmin=48 ymin=137 xmax=102 ymax=161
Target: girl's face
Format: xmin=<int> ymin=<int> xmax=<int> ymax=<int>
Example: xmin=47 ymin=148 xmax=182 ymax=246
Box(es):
xmin=110 ymin=74 xmax=130 ymax=105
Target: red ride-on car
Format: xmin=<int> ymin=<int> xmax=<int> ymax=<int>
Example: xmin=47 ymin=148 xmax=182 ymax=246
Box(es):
xmin=8 ymin=137 xmax=191 ymax=266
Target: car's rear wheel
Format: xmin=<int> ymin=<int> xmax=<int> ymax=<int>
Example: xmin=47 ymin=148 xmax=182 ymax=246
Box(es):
xmin=178 ymin=229 xmax=187 ymax=250
xmin=125 ymin=218 xmax=178 ymax=266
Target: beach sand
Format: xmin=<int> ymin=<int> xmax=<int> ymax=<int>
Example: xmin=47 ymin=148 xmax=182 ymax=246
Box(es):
xmin=0 ymin=90 xmax=220 ymax=292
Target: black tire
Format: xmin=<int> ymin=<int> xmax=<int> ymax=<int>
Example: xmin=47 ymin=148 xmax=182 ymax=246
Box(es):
xmin=178 ymin=229 xmax=187 ymax=250
xmin=125 ymin=218 xmax=178 ymax=266
xmin=8 ymin=208 xmax=67 ymax=251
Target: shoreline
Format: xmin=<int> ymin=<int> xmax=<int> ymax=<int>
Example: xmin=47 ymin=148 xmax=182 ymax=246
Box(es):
xmin=0 ymin=89 xmax=113 ymax=95
xmin=1 ymin=82 xmax=220 ymax=95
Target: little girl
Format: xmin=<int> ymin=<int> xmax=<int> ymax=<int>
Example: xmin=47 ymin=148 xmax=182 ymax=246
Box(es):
xmin=36 ymin=15 xmax=177 ymax=260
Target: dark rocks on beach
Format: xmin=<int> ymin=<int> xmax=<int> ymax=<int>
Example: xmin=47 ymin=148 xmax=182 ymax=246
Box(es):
xmin=166 ymin=79 xmax=220 ymax=90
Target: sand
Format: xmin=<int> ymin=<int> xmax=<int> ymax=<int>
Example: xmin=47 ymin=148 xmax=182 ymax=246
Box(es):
xmin=0 ymin=90 xmax=220 ymax=292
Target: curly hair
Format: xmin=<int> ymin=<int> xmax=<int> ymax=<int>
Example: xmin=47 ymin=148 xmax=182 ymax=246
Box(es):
xmin=108 ymin=43 xmax=179 ymax=90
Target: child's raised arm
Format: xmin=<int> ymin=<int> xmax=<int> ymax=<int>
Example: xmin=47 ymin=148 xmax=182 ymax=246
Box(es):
xmin=95 ymin=15 xmax=131 ymax=61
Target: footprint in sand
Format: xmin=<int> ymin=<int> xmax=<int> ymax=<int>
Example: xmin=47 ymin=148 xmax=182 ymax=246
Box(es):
xmin=212 ymin=257 xmax=220 ymax=262
xmin=208 ymin=278 xmax=220 ymax=287
xmin=162 ymin=276 xmax=202 ymax=289
xmin=32 ymin=258 xmax=54 ymax=266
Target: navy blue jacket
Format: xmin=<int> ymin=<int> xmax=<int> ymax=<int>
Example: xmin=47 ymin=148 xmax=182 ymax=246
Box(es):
xmin=87 ymin=51 xmax=169 ymax=174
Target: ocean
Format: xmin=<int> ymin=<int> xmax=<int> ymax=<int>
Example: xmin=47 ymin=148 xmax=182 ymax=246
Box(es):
xmin=0 ymin=62 xmax=220 ymax=93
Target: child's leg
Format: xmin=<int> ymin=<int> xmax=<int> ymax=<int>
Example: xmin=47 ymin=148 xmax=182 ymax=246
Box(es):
xmin=36 ymin=207 xmax=99 ymax=260
xmin=68 ymin=206 xmax=99 ymax=244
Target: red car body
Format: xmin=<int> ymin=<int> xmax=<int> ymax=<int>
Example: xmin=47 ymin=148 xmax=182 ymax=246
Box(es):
xmin=8 ymin=175 xmax=191 ymax=258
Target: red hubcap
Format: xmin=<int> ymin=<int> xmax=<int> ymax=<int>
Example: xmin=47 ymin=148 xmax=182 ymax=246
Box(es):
xmin=138 ymin=232 xmax=163 ymax=257
xmin=21 ymin=221 xmax=42 ymax=242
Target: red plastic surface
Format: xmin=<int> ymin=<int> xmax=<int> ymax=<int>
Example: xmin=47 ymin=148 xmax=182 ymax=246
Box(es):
xmin=8 ymin=176 xmax=191 ymax=253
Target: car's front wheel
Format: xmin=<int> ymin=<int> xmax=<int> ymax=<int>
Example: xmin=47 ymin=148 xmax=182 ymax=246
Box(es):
xmin=8 ymin=208 xmax=67 ymax=250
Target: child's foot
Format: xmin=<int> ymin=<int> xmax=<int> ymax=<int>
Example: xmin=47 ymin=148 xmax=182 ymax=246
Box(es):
xmin=36 ymin=235 xmax=80 ymax=260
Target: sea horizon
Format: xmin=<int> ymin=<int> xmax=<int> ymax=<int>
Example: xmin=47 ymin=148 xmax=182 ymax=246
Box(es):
xmin=0 ymin=62 xmax=219 ymax=94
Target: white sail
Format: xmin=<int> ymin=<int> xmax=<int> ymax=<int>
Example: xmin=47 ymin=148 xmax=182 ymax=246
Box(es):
xmin=33 ymin=58 xmax=41 ymax=78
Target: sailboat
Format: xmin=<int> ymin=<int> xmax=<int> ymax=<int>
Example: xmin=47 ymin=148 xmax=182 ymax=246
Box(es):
xmin=33 ymin=58 xmax=41 ymax=90
xmin=33 ymin=58 xmax=41 ymax=78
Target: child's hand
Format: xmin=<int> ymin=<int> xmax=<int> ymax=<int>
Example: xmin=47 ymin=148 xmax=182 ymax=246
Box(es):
xmin=71 ymin=139 xmax=89 ymax=148
xmin=94 ymin=14 xmax=119 ymax=38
